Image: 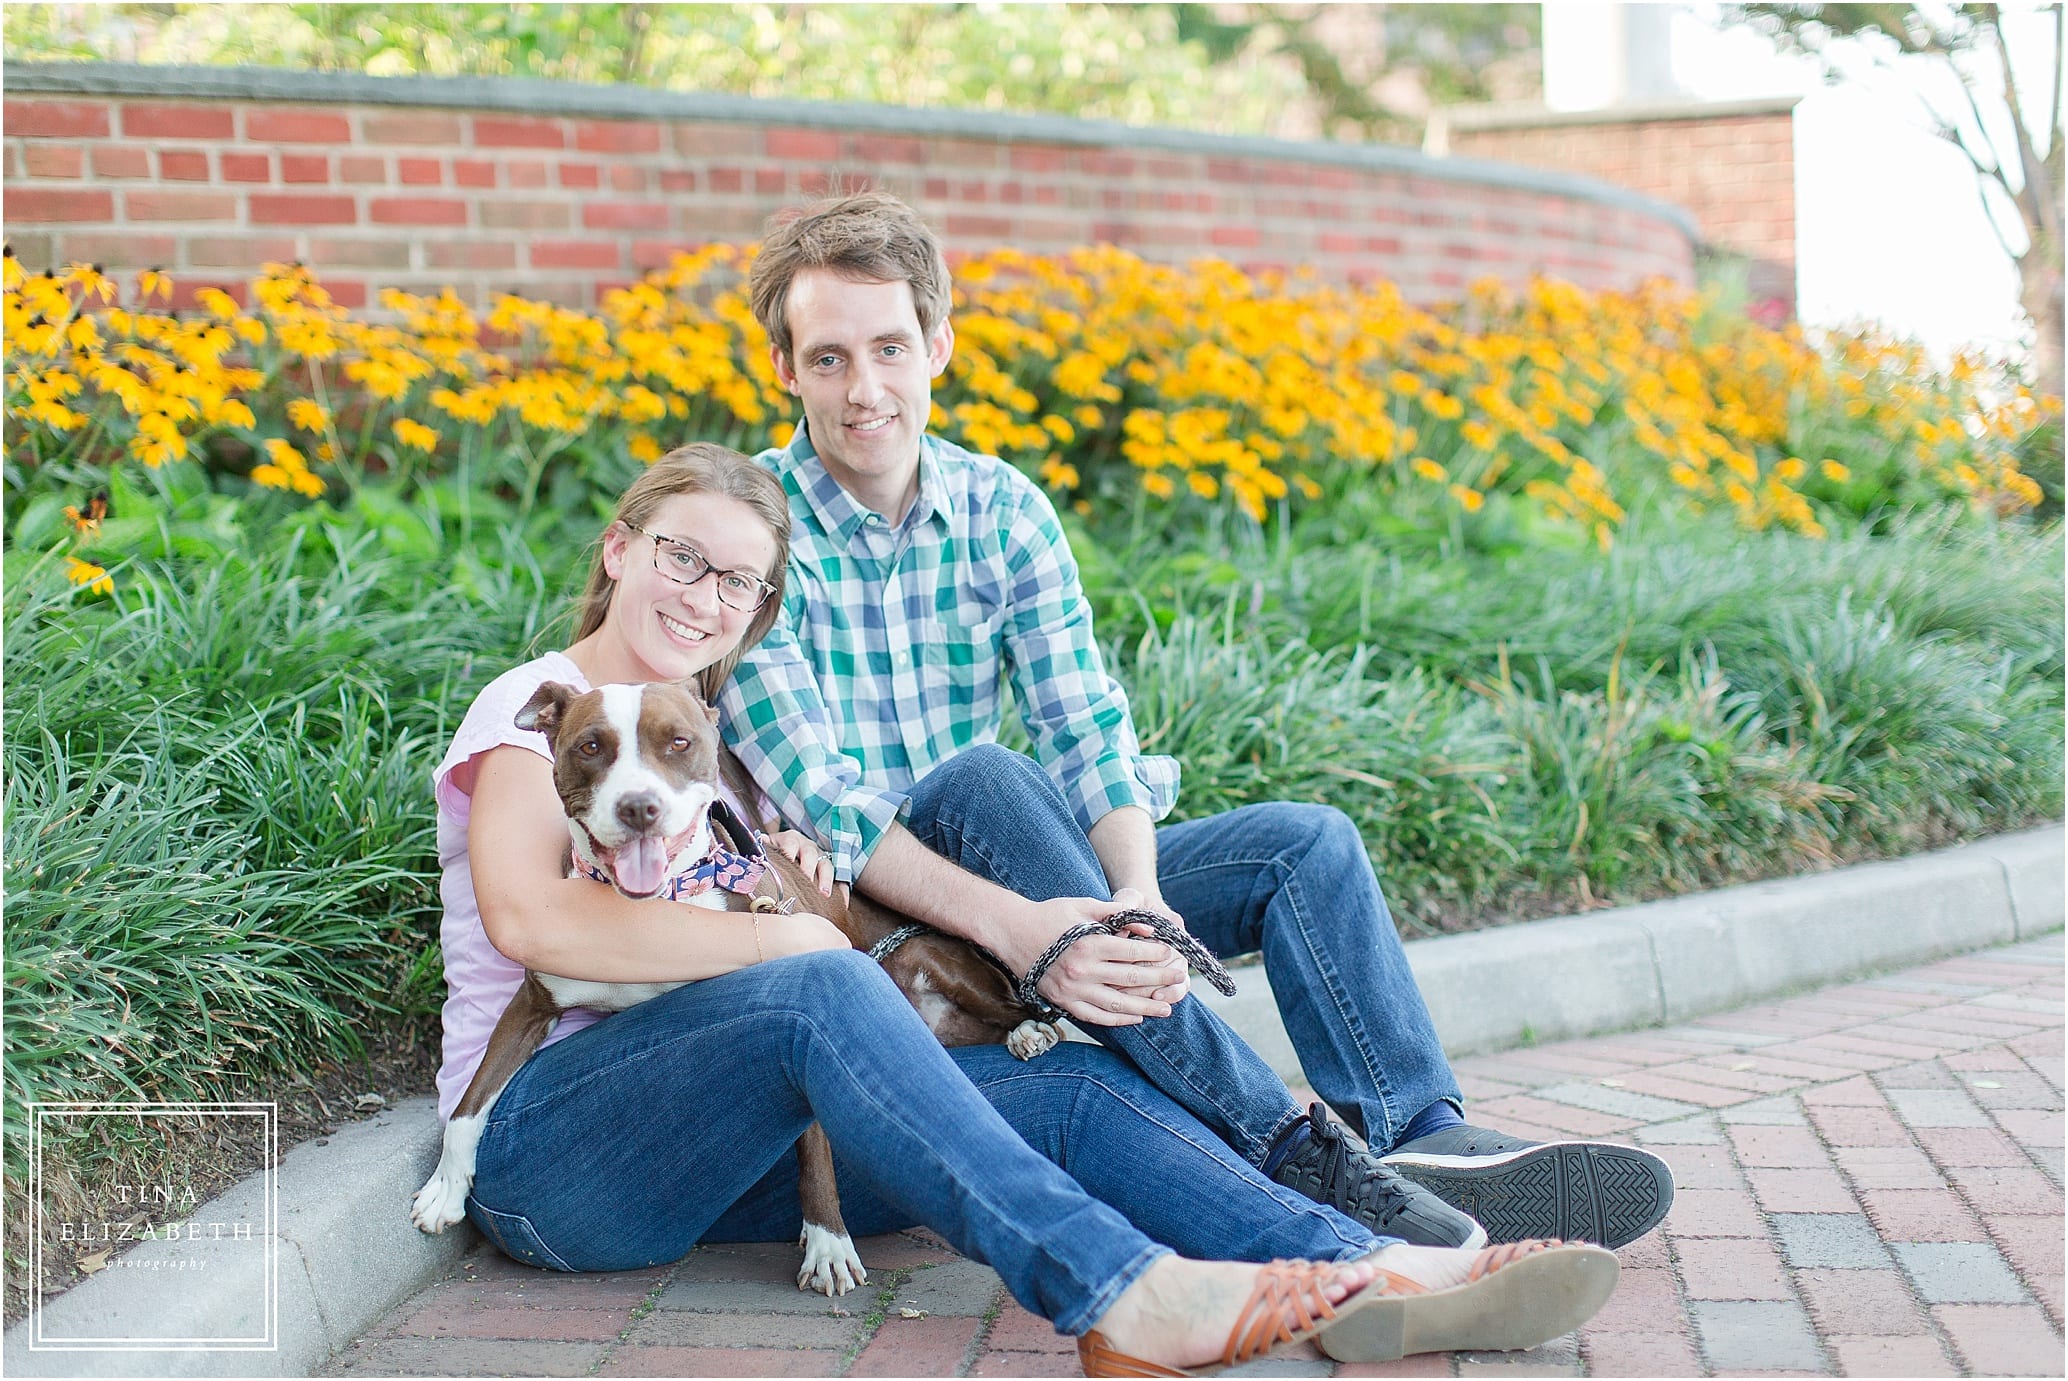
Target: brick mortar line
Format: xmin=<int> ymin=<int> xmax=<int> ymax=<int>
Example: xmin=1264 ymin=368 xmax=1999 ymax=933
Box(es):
xmin=1654 ymin=1231 xmax=1713 ymax=1376
xmin=1825 ymin=1071 xmax=1954 ymax=1373
xmin=958 ymin=1287 xmax=1008 ymax=1376
xmin=835 ymin=1265 xmax=908 ymax=1375
xmin=585 ymin=1258 xmax=682 ymax=1376
xmin=5 ymin=62 xmax=1705 ymax=238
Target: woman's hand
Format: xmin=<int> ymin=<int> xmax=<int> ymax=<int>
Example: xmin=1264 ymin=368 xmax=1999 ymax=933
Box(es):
xmin=769 ymin=828 xmax=835 ymax=897
xmin=759 ymin=909 xmax=850 ymax=960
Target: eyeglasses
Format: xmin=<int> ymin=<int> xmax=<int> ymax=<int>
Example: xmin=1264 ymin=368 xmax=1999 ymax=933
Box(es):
xmin=626 ymin=524 xmax=776 ymax=614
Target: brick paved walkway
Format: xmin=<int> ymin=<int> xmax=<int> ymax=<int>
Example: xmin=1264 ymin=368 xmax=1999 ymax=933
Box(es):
xmin=326 ymin=934 xmax=2063 ymax=1378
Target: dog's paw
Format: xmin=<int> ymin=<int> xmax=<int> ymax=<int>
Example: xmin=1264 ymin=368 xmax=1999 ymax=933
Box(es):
xmin=1006 ymin=1018 xmax=1065 ymax=1060
xmin=410 ymin=1172 xmax=469 ymax=1234
xmin=796 ymin=1222 xmax=866 ymax=1296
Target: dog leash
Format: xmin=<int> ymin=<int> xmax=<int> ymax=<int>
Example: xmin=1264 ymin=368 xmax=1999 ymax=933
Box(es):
xmin=1013 ymin=908 xmax=1238 ymax=1011
xmin=867 ymin=923 xmax=928 ymax=963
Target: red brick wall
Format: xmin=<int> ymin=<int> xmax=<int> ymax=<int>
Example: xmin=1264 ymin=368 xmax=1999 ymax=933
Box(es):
xmin=4 ymin=66 xmax=1699 ymax=313
xmin=1446 ymin=100 xmax=1797 ymax=318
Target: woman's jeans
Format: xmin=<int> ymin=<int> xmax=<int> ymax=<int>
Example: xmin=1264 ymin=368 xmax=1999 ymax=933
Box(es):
xmin=463 ymin=948 xmax=1379 ymax=1332
xmin=904 ymin=745 xmax=1465 ymax=1156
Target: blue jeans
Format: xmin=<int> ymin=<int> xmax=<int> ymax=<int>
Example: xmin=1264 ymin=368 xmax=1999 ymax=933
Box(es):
xmin=463 ymin=948 xmax=1379 ymax=1332
xmin=904 ymin=745 xmax=1463 ymax=1154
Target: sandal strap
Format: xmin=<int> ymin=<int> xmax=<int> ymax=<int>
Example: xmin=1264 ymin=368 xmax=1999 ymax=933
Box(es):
xmin=1467 ymin=1237 xmax=1566 ymax=1282
xmin=1076 ymin=1259 xmax=1368 ymax=1376
xmin=1223 ymin=1259 xmax=1346 ymax=1366
xmin=1077 ymin=1329 xmax=1187 ymax=1378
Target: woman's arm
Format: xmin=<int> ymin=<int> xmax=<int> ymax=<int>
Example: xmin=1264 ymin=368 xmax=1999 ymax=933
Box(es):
xmin=467 ymin=745 xmax=848 ymax=981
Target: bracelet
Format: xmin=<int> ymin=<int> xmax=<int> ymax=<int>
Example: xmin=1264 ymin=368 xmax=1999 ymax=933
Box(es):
xmin=752 ymin=914 xmax=767 ymax=965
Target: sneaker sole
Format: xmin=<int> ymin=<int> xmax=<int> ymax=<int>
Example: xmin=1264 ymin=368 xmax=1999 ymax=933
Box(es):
xmin=1380 ymin=1142 xmax=1674 ymax=1250
xmin=1316 ymin=1243 xmax=1620 ymax=1362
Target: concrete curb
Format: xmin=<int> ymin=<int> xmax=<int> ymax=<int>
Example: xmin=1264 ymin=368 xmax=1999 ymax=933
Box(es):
xmin=1198 ymin=822 xmax=2065 ymax=1077
xmin=8 ymin=823 xmax=2059 ymax=1376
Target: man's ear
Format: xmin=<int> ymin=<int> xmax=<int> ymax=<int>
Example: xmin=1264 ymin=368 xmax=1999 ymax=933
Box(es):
xmin=771 ymin=343 xmax=799 ymax=395
xmin=928 ymin=316 xmax=955 ymax=377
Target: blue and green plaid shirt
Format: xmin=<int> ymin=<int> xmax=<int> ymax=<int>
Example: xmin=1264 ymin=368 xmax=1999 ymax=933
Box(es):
xmin=716 ymin=424 xmax=1180 ymax=881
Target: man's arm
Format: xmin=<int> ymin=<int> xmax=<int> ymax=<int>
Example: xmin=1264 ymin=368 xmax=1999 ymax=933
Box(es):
xmin=996 ymin=481 xmax=1180 ymax=892
xmin=856 ymin=823 xmax=1187 ymax=1026
xmin=1087 ymin=804 xmax=1168 ymax=910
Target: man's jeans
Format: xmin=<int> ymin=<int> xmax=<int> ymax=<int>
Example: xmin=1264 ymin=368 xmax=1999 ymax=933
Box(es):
xmin=464 ymin=948 xmax=1378 ymax=1332
xmin=904 ymin=745 xmax=1464 ymax=1156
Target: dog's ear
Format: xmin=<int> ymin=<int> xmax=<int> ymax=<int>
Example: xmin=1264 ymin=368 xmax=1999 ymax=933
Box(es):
xmin=515 ymin=682 xmax=575 ymax=745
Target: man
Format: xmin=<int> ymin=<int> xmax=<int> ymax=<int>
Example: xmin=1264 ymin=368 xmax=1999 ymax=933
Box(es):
xmin=717 ymin=190 xmax=1673 ymax=1250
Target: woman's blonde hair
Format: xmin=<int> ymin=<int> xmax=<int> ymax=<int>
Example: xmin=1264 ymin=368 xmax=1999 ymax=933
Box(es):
xmin=570 ymin=443 xmax=792 ymax=703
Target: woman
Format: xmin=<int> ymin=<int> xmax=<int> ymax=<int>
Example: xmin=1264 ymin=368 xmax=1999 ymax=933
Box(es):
xmin=429 ymin=442 xmax=1615 ymax=1373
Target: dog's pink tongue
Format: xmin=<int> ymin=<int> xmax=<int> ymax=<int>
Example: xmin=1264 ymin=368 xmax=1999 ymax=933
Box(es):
xmin=615 ymin=835 xmax=671 ymax=896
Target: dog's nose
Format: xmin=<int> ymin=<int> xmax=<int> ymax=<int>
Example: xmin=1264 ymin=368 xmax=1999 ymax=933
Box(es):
xmin=616 ymin=793 xmax=662 ymax=832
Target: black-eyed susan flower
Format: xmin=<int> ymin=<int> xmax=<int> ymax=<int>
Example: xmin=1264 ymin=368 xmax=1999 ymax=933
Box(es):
xmin=64 ymin=556 xmax=114 ymax=594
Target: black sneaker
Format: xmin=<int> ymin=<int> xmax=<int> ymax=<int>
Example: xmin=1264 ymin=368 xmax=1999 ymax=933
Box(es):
xmin=1270 ymin=1104 xmax=1488 ymax=1249
xmin=1380 ymin=1123 xmax=1674 ymax=1249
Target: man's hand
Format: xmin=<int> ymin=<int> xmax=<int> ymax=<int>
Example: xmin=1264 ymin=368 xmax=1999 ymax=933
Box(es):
xmin=767 ymin=828 xmax=834 ymax=896
xmin=995 ymin=888 xmax=1193 ymax=1027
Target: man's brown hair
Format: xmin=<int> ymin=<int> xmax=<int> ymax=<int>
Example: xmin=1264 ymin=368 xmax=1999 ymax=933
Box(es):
xmin=748 ymin=190 xmax=953 ymax=364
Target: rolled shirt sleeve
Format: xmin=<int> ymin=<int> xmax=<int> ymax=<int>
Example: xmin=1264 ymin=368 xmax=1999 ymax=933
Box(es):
xmin=998 ymin=479 xmax=1180 ymax=833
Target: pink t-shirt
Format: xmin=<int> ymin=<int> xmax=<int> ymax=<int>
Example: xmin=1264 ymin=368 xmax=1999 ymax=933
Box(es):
xmin=432 ymin=651 xmax=601 ymax=1120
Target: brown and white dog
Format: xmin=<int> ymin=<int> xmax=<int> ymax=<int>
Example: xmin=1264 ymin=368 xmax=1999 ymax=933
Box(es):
xmin=410 ymin=679 xmax=1061 ymax=1296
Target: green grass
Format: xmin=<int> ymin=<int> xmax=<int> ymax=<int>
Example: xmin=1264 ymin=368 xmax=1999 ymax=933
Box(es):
xmin=1071 ymin=513 xmax=2063 ymax=925
xmin=0 ymin=497 xmax=587 ymax=1202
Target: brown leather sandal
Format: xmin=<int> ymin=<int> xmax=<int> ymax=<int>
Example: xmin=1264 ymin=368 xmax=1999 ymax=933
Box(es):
xmin=1076 ymin=1258 xmax=1365 ymax=1378
xmin=1315 ymin=1238 xmax=1620 ymax=1363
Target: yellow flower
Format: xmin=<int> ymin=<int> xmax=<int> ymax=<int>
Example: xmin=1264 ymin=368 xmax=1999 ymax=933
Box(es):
xmin=137 ymin=267 xmax=174 ymax=302
xmin=1039 ymin=456 xmax=1081 ymax=490
xmin=1820 ymin=460 xmax=1851 ymax=482
xmin=628 ymin=433 xmax=664 ymax=464
xmin=64 ymin=556 xmax=114 ymax=595
xmin=1448 ymin=484 xmax=1485 ymax=513
xmin=1186 ymin=472 xmax=1219 ymax=499
xmin=287 ymin=399 xmax=331 ymax=433
xmin=265 ymin=438 xmax=308 ymax=469
xmin=393 ymin=417 xmax=440 ymax=452
xmin=1142 ymin=472 xmax=1175 ymax=499
xmin=64 ymin=261 xmax=117 ymax=304
xmin=1423 ymin=391 xmax=1465 ymax=421
xmin=1410 ymin=457 xmax=1446 ymax=483
xmin=195 ymin=287 xmax=240 ymax=320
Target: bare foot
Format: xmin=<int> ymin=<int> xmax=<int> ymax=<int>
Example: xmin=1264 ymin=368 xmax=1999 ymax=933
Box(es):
xmin=1090 ymin=1254 xmax=1378 ymax=1371
xmin=1361 ymin=1242 xmax=1482 ymax=1291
